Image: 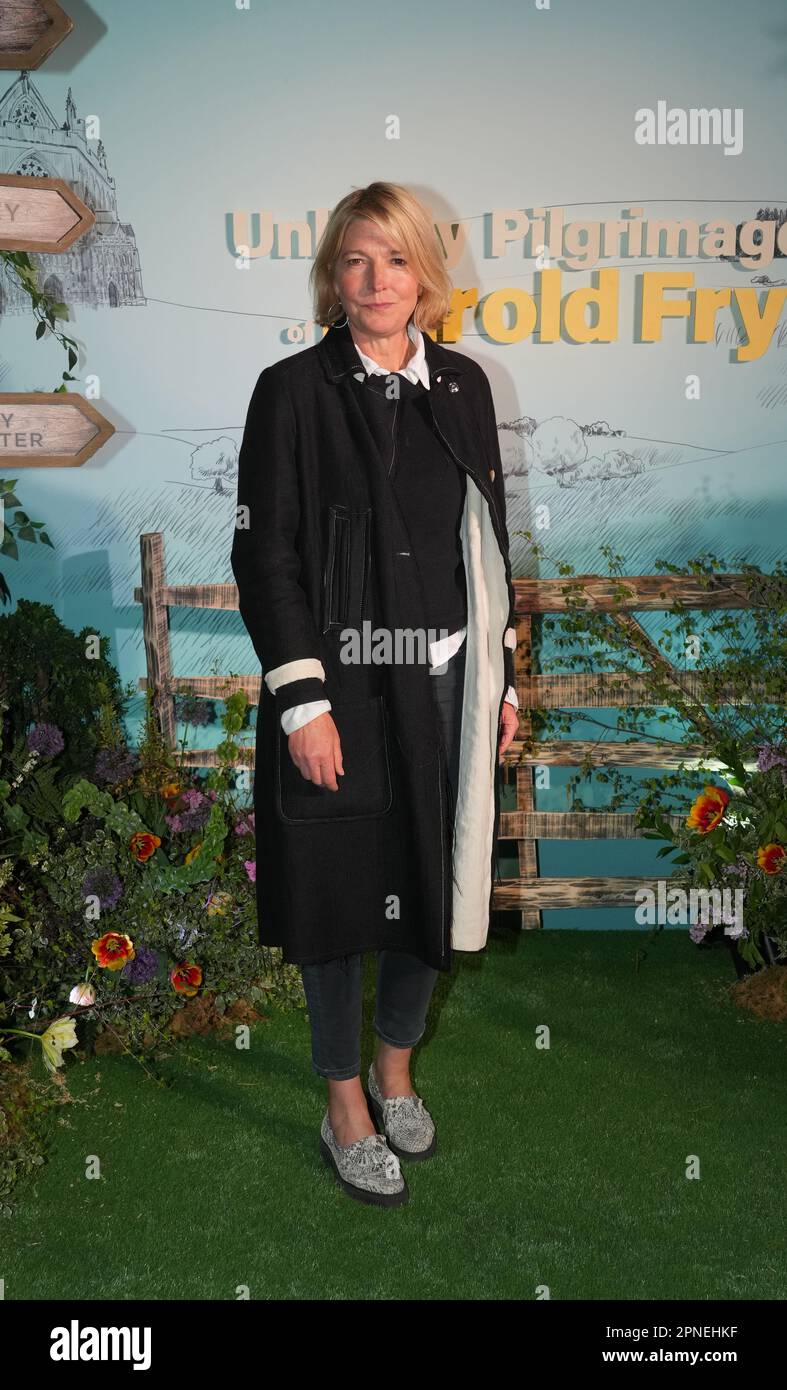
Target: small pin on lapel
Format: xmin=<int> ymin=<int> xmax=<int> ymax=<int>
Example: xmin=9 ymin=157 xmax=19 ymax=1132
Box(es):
xmin=448 ymin=380 xmax=459 ymax=393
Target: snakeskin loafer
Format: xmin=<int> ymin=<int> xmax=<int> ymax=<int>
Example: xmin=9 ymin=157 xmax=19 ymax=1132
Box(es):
xmin=364 ymin=1061 xmax=437 ymax=1161
xmin=319 ymin=1110 xmax=409 ymax=1207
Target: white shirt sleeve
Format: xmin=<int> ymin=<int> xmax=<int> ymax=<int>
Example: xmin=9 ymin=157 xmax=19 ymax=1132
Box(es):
xmin=280 ymin=675 xmax=518 ymax=728
xmin=280 ymin=700 xmax=332 ymax=735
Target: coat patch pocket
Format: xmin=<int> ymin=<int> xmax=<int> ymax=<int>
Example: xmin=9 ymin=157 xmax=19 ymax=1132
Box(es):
xmin=276 ymin=694 xmax=393 ymax=823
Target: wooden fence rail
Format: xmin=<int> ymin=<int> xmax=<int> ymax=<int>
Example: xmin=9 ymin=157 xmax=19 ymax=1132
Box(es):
xmin=498 ymin=568 xmax=777 ymax=930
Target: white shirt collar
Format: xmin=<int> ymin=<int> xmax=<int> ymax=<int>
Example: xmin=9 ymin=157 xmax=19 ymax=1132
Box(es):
xmin=351 ymin=318 xmax=430 ymax=391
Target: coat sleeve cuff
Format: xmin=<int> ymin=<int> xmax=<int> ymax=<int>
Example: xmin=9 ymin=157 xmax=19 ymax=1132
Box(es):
xmin=264 ymin=657 xmax=326 ymax=694
xmin=273 ymin=675 xmax=330 ymax=719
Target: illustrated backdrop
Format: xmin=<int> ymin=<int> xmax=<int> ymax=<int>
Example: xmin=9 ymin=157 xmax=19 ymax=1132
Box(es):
xmin=2 ymin=0 xmax=786 ymax=928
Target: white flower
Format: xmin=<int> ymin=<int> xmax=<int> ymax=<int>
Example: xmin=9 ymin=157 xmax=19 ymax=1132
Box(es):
xmin=40 ymin=1017 xmax=79 ymax=1073
xmin=69 ymin=982 xmax=96 ymax=1007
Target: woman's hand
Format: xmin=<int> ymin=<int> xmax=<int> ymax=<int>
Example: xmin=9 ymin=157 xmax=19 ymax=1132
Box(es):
xmin=498 ymin=702 xmax=519 ymax=762
xmin=288 ymin=712 xmax=345 ymax=791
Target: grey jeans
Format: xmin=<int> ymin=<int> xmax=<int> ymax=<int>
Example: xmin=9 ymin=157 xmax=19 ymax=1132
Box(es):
xmin=299 ymin=639 xmax=466 ymax=1079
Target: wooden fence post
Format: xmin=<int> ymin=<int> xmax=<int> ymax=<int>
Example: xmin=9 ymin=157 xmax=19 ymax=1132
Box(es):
xmin=139 ymin=532 xmax=176 ymax=750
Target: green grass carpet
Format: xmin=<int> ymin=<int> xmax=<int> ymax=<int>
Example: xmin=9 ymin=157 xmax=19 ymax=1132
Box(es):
xmin=3 ymin=929 xmax=785 ymax=1301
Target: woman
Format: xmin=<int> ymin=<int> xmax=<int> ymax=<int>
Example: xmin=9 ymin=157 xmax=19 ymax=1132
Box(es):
xmin=231 ymin=182 xmax=520 ymax=1209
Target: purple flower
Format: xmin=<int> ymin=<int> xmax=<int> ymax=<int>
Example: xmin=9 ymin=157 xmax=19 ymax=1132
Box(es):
xmin=122 ymin=945 xmax=159 ymax=984
xmin=723 ymin=853 xmax=752 ymax=883
xmin=756 ymin=743 xmax=787 ymax=773
xmin=27 ymin=723 xmax=64 ymax=758
xmin=181 ymin=789 xmax=206 ymax=811
xmin=165 ymin=800 xmax=210 ymax=834
xmin=234 ymin=811 xmax=255 ymax=836
xmin=689 ymin=921 xmax=710 ymax=943
xmin=82 ymin=867 xmax=123 ymax=910
xmin=691 ymin=911 xmax=747 ymax=942
xmin=174 ymin=695 xmax=215 ymax=727
xmin=94 ymin=746 xmax=139 ymax=787
xmin=244 ymin=860 xmax=256 ymax=883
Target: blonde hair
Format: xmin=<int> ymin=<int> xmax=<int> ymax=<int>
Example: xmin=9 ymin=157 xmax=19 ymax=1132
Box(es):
xmin=308 ymin=182 xmax=453 ymax=334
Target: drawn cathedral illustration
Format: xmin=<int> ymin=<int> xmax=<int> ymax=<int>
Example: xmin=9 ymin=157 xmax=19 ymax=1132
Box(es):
xmin=0 ymin=70 xmax=144 ymax=315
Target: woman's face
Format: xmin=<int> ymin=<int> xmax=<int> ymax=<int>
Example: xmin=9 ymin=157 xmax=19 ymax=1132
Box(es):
xmin=333 ymin=217 xmax=421 ymax=339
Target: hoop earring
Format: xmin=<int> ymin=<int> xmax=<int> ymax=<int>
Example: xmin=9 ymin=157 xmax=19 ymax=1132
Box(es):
xmin=328 ymin=301 xmax=349 ymax=328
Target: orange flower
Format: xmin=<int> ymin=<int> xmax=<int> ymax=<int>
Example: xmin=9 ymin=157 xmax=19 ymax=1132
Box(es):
xmin=170 ymin=963 xmax=203 ymax=996
xmin=160 ymin=782 xmax=181 ymax=803
xmin=129 ymin=830 xmax=161 ymax=862
xmin=757 ymin=843 xmax=786 ymax=875
xmin=91 ymin=931 xmax=136 ymax=970
xmin=184 ymin=842 xmax=203 ymax=864
xmin=686 ymin=784 xmax=730 ymax=834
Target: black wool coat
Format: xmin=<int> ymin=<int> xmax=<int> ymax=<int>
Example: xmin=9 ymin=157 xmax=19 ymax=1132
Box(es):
xmin=230 ymin=320 xmax=518 ymax=971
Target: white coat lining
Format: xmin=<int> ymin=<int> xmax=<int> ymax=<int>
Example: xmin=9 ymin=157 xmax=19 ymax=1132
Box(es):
xmin=451 ymin=474 xmax=509 ymax=950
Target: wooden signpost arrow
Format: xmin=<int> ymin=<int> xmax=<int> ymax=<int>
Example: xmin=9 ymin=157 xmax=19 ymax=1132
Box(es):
xmin=0 ymin=0 xmax=73 ymax=69
xmin=0 ymin=394 xmax=115 ymax=467
xmin=0 ymin=173 xmax=94 ymax=253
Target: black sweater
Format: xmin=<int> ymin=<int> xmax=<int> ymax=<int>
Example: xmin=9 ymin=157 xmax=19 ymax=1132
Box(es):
xmin=351 ymin=370 xmax=468 ymax=638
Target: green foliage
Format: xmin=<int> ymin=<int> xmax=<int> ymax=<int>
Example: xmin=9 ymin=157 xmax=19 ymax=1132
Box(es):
xmin=0 ymin=250 xmax=80 ymax=390
xmin=514 ymin=535 xmax=787 ymax=966
xmin=0 ymin=666 xmax=300 ymax=1103
xmin=0 ymin=240 xmax=81 ymax=679
xmin=61 ymin=778 xmax=227 ymax=894
xmin=61 ymin=778 xmax=146 ymax=838
xmin=0 ymin=477 xmax=54 ymax=607
xmin=136 ymin=685 xmax=178 ymax=796
xmin=0 ymin=600 xmax=132 ymax=774
xmin=0 ymin=1058 xmax=59 ymax=1214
